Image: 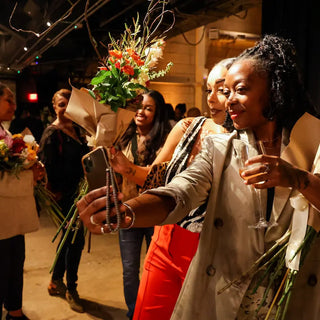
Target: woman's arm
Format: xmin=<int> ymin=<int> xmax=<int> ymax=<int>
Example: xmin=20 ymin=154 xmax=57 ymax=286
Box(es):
xmin=290 ymin=170 xmax=320 ymax=211
xmin=110 ymin=118 xmax=192 ymax=186
xmin=244 ymin=154 xmax=320 ymax=211
xmin=79 ymin=133 xmax=216 ymax=233
xmin=77 ymin=186 xmax=176 ymax=234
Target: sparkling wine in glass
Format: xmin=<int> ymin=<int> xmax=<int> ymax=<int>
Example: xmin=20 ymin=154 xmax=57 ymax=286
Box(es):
xmin=239 ymin=143 xmax=270 ymax=229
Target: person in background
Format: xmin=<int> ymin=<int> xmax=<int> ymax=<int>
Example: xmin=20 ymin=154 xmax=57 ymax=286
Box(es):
xmin=116 ymin=89 xmax=171 ymax=320
xmin=9 ymin=104 xmax=44 ymax=143
xmin=0 ymin=83 xmax=44 ymax=320
xmin=78 ymin=35 xmax=320 ymax=319
xmin=174 ymin=103 xmax=186 ymax=121
xmin=186 ymin=107 xmax=201 ymax=117
xmin=38 ymin=89 xmax=89 ymax=313
xmin=164 ymin=103 xmax=176 ymax=128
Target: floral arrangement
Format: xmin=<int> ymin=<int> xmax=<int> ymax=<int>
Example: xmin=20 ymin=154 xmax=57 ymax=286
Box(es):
xmin=0 ymin=127 xmax=38 ymax=177
xmin=89 ymin=5 xmax=173 ymax=112
xmin=0 ymin=126 xmax=63 ymax=225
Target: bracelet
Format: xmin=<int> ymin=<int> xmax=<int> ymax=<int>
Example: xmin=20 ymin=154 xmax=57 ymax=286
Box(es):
xmin=122 ymin=203 xmax=136 ymax=229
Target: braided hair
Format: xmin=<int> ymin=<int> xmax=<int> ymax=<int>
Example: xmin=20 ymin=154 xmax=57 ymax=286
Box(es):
xmin=234 ymin=35 xmax=315 ymax=131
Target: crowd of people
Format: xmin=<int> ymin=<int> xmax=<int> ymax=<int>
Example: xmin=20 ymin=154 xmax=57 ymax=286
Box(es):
xmin=79 ymin=34 xmax=320 ymax=320
xmin=1 ymin=34 xmax=320 ymax=320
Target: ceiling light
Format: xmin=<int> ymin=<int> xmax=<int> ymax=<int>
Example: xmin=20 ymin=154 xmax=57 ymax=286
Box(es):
xmin=24 ymin=47 xmax=28 ymax=51
xmin=46 ymin=21 xmax=51 ymax=27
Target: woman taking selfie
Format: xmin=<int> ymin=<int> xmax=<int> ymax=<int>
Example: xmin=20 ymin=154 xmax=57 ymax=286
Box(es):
xmin=79 ymin=35 xmax=320 ymax=319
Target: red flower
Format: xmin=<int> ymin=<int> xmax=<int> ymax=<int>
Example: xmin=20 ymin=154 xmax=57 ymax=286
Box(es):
xmin=11 ymin=138 xmax=26 ymax=154
xmin=121 ymin=65 xmax=134 ymax=76
xmin=109 ymin=50 xmax=122 ymax=59
xmin=136 ymin=59 xmax=144 ymax=66
xmin=108 ymin=57 xmax=116 ymax=64
xmin=99 ymin=66 xmax=108 ymax=70
xmin=115 ymin=62 xmax=121 ymax=69
xmin=126 ymin=49 xmax=143 ymax=66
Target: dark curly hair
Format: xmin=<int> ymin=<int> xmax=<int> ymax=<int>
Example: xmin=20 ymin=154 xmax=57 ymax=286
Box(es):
xmin=119 ymin=90 xmax=171 ymax=165
xmin=234 ymin=34 xmax=316 ymax=131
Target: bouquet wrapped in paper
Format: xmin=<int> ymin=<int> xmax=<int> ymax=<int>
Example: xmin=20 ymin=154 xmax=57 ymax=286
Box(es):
xmin=55 ymin=0 xmax=174 ymax=238
xmin=65 ymin=6 xmax=173 ymax=149
xmin=65 ymin=85 xmax=135 ymax=148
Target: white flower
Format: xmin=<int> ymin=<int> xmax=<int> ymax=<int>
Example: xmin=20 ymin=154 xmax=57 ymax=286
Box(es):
xmin=23 ymin=134 xmax=36 ymax=147
xmin=130 ymin=67 xmax=150 ymax=87
xmin=145 ymin=40 xmax=165 ymax=68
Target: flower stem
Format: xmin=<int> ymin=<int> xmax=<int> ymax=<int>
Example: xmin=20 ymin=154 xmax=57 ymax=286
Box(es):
xmin=264 ymin=268 xmax=289 ymax=320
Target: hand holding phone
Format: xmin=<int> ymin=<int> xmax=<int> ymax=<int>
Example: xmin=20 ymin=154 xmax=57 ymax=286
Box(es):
xmin=82 ymin=146 xmax=110 ymax=191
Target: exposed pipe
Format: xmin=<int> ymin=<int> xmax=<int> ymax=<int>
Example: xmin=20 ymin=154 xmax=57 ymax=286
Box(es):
xmin=11 ymin=0 xmax=111 ymax=70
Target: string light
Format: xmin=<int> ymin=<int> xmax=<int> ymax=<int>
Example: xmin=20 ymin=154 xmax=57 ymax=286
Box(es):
xmin=9 ymin=0 xmax=82 ymax=38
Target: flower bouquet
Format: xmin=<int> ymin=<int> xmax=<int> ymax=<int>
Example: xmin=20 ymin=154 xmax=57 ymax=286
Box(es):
xmin=0 ymin=127 xmax=38 ymax=177
xmin=0 ymin=127 xmax=63 ymax=225
xmin=65 ymin=2 xmax=173 ymax=148
xmin=62 ymin=0 xmax=174 ymax=234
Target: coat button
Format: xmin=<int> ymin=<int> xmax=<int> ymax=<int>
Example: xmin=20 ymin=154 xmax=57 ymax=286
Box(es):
xmin=307 ymin=274 xmax=317 ymax=287
xmin=214 ymin=218 xmax=224 ymax=229
xmin=206 ymin=265 xmax=216 ymax=276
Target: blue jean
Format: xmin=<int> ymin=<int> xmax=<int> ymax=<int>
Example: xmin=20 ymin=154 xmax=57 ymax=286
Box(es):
xmin=119 ymin=227 xmax=154 ymax=319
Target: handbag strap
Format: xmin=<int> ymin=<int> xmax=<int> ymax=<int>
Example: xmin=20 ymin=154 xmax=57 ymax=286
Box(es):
xmin=131 ymin=132 xmax=139 ymax=165
xmin=165 ymin=116 xmax=206 ymax=184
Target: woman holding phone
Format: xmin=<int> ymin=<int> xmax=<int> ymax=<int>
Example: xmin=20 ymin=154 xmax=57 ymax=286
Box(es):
xmin=78 ymin=35 xmax=320 ymax=319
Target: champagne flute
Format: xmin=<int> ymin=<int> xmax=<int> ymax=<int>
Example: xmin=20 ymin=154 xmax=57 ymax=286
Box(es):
xmin=239 ymin=143 xmax=270 ymax=229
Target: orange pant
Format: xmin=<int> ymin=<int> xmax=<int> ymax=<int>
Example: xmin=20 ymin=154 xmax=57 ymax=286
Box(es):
xmin=133 ymin=224 xmax=199 ymax=320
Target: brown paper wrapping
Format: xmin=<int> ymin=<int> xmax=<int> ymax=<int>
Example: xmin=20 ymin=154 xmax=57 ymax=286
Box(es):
xmin=65 ymin=85 xmax=135 ymax=147
xmin=282 ymin=113 xmax=320 ymax=231
xmin=307 ymin=145 xmax=320 ymax=231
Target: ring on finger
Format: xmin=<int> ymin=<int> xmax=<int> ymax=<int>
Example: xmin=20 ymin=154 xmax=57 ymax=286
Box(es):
xmin=263 ymin=164 xmax=271 ymax=174
xmin=101 ymin=225 xmax=107 ymax=234
xmin=90 ymin=215 xmax=100 ymax=226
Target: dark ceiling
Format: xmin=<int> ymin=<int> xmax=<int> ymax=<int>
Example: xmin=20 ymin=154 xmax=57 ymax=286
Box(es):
xmin=0 ymin=0 xmax=260 ymax=77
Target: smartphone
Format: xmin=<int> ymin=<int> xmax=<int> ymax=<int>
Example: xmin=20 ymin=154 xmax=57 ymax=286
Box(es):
xmin=82 ymin=146 xmax=110 ymax=191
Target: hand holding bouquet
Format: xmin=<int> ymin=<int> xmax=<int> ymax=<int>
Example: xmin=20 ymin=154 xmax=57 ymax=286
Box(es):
xmin=0 ymin=127 xmax=38 ymax=178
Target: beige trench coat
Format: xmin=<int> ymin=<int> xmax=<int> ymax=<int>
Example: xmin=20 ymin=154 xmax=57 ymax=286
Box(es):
xmin=147 ymin=113 xmax=320 ymax=320
xmin=0 ymin=170 xmax=39 ymax=240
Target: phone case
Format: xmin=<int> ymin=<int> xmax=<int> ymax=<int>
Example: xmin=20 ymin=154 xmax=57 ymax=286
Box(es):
xmin=82 ymin=146 xmax=110 ymax=191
